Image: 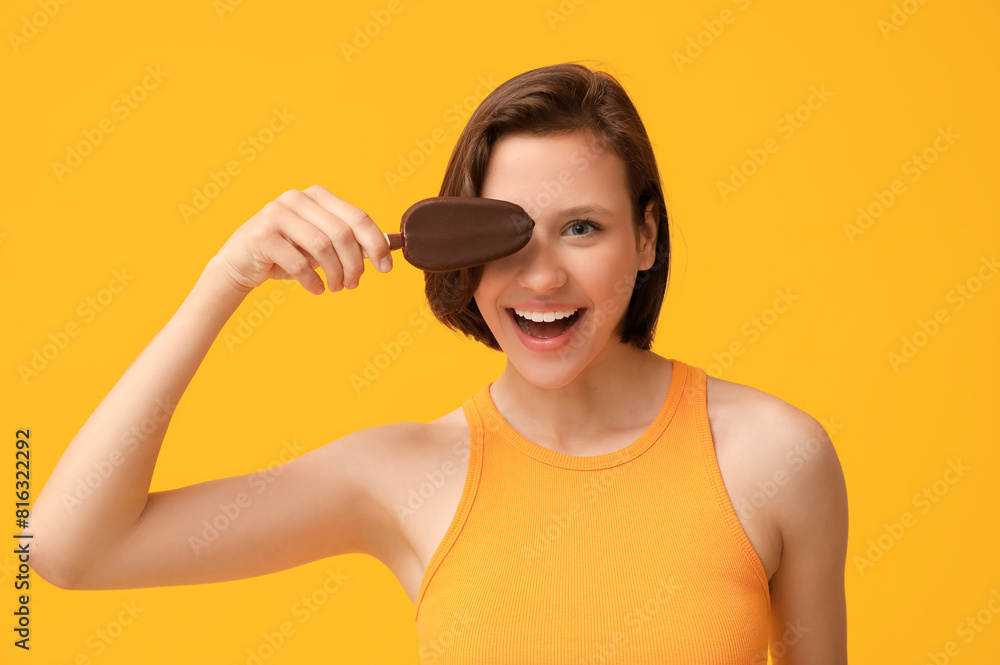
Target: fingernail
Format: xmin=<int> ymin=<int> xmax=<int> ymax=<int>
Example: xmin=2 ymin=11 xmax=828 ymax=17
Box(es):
xmin=380 ymin=256 xmax=392 ymax=272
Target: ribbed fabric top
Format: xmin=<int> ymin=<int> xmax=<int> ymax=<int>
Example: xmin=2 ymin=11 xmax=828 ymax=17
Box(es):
xmin=414 ymin=358 xmax=771 ymax=664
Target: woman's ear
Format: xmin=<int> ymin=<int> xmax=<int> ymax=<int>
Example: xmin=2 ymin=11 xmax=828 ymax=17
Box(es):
xmin=638 ymin=200 xmax=658 ymax=271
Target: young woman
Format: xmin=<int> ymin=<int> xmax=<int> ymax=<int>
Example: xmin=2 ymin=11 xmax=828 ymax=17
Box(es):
xmin=28 ymin=63 xmax=848 ymax=664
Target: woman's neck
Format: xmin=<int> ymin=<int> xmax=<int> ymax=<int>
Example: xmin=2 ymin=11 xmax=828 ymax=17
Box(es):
xmin=489 ymin=345 xmax=673 ymax=456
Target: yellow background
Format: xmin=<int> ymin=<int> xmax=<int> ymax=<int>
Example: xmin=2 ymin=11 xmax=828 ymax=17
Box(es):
xmin=3 ymin=0 xmax=999 ymax=663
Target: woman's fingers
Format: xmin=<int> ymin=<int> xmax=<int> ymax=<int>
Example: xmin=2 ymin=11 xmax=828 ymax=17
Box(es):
xmin=261 ymin=233 xmax=326 ymax=295
xmin=211 ymin=186 xmax=391 ymax=295
xmin=302 ymin=185 xmax=392 ymax=274
xmin=272 ymin=189 xmax=357 ymax=291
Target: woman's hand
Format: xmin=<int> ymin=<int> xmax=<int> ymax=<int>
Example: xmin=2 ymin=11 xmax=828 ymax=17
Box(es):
xmin=212 ymin=185 xmax=393 ymax=295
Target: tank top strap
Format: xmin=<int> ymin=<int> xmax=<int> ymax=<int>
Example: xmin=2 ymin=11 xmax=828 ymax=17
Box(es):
xmin=685 ymin=363 xmax=772 ymax=602
xmin=413 ymin=391 xmax=485 ymax=615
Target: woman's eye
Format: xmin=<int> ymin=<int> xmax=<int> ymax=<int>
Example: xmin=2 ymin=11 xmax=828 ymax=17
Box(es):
xmin=565 ymin=219 xmax=600 ymax=236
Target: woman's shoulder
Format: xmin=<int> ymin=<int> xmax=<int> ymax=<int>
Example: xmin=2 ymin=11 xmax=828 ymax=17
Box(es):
xmin=339 ymin=407 xmax=471 ymax=497
xmin=704 ymin=372 xmax=840 ymax=479
xmin=344 ymin=403 xmax=468 ymax=450
xmin=704 ymin=372 xmax=830 ymax=445
xmin=704 ymin=372 xmax=847 ymax=549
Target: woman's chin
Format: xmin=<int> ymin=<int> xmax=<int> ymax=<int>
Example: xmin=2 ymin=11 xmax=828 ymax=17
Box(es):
xmin=501 ymin=353 xmax=588 ymax=390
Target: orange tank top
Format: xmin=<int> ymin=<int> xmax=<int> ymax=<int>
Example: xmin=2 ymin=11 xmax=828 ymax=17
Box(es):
xmin=414 ymin=358 xmax=771 ymax=664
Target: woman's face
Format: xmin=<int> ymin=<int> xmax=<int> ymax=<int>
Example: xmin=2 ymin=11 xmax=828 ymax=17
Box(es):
xmin=475 ymin=129 xmax=657 ymax=388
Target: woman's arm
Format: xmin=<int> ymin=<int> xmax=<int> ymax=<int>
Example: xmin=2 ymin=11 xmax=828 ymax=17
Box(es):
xmin=766 ymin=412 xmax=849 ymax=664
xmin=26 ymin=258 xmax=249 ymax=586
xmin=24 ymin=185 xmax=396 ymax=589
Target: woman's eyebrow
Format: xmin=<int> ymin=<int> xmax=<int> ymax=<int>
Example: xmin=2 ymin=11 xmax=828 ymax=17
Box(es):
xmin=557 ymin=204 xmax=614 ymax=217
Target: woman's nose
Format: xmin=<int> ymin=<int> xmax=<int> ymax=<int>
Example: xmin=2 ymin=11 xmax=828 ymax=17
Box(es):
xmin=512 ymin=235 xmax=567 ymax=290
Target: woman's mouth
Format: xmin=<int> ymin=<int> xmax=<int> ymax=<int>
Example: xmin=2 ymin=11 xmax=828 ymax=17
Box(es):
xmin=507 ymin=308 xmax=585 ymax=340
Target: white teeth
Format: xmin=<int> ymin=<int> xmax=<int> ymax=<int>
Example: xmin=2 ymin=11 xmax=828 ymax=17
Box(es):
xmin=513 ymin=308 xmax=579 ymax=322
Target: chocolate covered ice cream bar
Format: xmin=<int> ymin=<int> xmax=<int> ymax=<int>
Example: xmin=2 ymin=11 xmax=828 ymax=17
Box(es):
xmin=362 ymin=197 xmax=535 ymax=272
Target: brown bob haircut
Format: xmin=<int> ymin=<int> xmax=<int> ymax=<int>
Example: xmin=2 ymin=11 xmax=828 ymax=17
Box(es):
xmin=426 ymin=61 xmax=671 ymax=352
